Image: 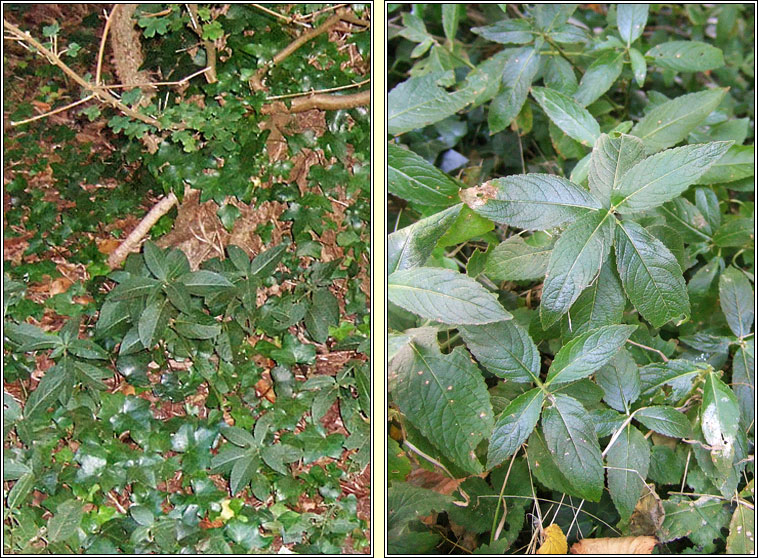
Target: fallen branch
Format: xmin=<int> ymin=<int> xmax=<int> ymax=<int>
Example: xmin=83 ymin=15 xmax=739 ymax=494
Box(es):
xmin=285 ymin=90 xmax=370 ymax=113
xmin=107 ymin=192 xmax=178 ymax=269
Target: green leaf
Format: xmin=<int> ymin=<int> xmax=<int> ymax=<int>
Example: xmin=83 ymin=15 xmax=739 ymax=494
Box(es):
xmin=47 ymin=500 xmax=84 ymax=543
xmin=7 ymin=472 xmax=35 ymax=509
xmin=138 ymin=298 xmax=171 ymax=348
xmin=441 ymin=4 xmax=461 ymax=41
xmin=606 ymin=424 xmax=650 ymax=520
xmin=635 ymin=406 xmax=692 ymax=438
xmin=614 ymin=220 xmax=690 ymax=328
xmin=250 ymin=242 xmax=287 ymax=277
xmin=387 ymin=143 xmax=461 ymax=208
xmin=388 ymin=70 xmax=478 ymax=135
xmin=726 ymin=504 xmax=754 ymax=554
xmin=542 ymin=394 xmax=604 ymax=501
xmin=3 ymin=457 xmax=31 ymax=481
xmin=719 ymin=266 xmax=754 ymax=338
xmin=531 ymin=86 xmax=600 ymax=147
xmin=487 ymin=388 xmax=544 ymax=469
xmin=471 ymin=19 xmax=533 ymax=44
xmin=712 ymin=217 xmax=754 ymax=248
xmin=23 ymin=364 xmax=67 ymax=419
xmin=527 ymin=429 xmax=574 ymax=495
xmin=484 ymin=235 xmax=552 ymax=282
xmin=588 ymin=133 xmax=645 ymax=207
xmin=5 ymin=322 xmax=61 ymax=352
xmin=211 ymin=445 xmax=248 ymax=472
xmin=646 ymin=41 xmax=725 ymax=72
xmin=388 ymin=204 xmax=462 ymax=273
xmin=629 ymin=47 xmax=647 ymax=86
xmin=488 ymin=47 xmax=541 ymax=133
xmin=733 ymin=341 xmax=754 ymax=433
xmin=696 ymin=145 xmax=754 ymax=184
xmin=534 ymin=4 xmax=576 ymax=31
xmin=174 ymin=312 xmax=221 ymax=339
xmin=463 ymin=174 xmax=602 ymax=230
xmin=261 ymin=444 xmax=302 ymax=475
xmin=108 ymin=276 xmax=161 ymax=300
xmin=221 ymin=425 xmax=256 ymax=448
xmin=639 ymin=359 xmax=704 ymax=401
xmin=459 ymin=320 xmax=540 ymax=383
xmin=540 ymin=210 xmax=615 ymax=328
xmin=614 ymin=142 xmax=733 ymax=213
xmin=143 ymin=241 xmax=167 ymax=281
xmin=573 ymin=49 xmax=625 ymax=107
xmin=390 ymin=342 xmax=493 ymax=473
xmin=617 ymin=4 xmax=648 ymax=45
xmin=388 ymin=482 xmax=452 ymax=531
xmin=546 ymin=325 xmax=636 ymax=386
xmin=631 ymin=88 xmax=727 ymax=154
xmin=179 ymin=270 xmax=235 ymax=296
xmin=435 ymin=206 xmax=494 ymax=247
xmin=304 ymin=288 xmax=339 ymax=344
xmin=595 ymin=349 xmax=640 ymax=413
xmin=658 ymin=495 xmax=731 ymax=545
xmin=563 ymin=259 xmax=626 ymax=340
xmin=388 ymin=267 xmax=511 ymax=325
xmin=230 ymin=452 xmax=259 ymax=495
xmin=701 ymin=371 xmax=740 ymax=463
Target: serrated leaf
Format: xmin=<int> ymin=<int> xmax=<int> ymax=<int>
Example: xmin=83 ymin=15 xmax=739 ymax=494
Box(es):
xmin=489 ymin=47 xmax=541 ymax=133
xmin=174 ymin=312 xmax=221 ymax=339
xmin=463 ymin=174 xmax=602 ymax=230
xmin=471 ymin=18 xmax=533 ymax=44
xmin=733 ymin=341 xmax=754 ymax=433
xmin=211 ymin=445 xmax=248 ymax=472
xmin=388 ymin=482 xmax=452 ymax=529
xmin=635 ymin=406 xmax=692 ymax=438
xmin=3 ymin=457 xmax=31 ymax=481
xmin=701 ymin=371 xmax=740 ymax=462
xmin=531 ymin=86 xmax=600 ymax=147
xmin=388 ymin=70 xmax=479 ymax=135
xmin=459 ymin=321 xmax=540 ymax=383
xmin=658 ymin=495 xmax=730 ymax=545
xmin=484 ymin=236 xmax=552 ymax=281
xmin=250 ymin=242 xmax=287 ymax=277
xmin=534 ymin=4 xmax=576 ymax=31
xmin=179 ymin=270 xmax=235 ymax=296
xmin=595 ymin=349 xmax=640 ymax=413
xmin=542 ymin=394 xmax=604 ymax=501
xmin=487 ymin=388 xmax=544 ymax=468
xmin=4 ymin=322 xmax=61 ymax=351
xmin=388 ymin=143 xmax=461 ymax=208
xmin=441 ymin=4 xmax=460 ymax=41
xmin=614 ymin=142 xmax=732 ymax=213
xmin=138 ymin=298 xmax=170 ymax=348
xmin=719 ymin=266 xmax=754 ymax=338
xmin=712 ymin=217 xmax=754 ymax=248
xmin=646 ymin=41 xmax=724 ymax=72
xmin=696 ymin=145 xmax=754 ymax=184
xmin=546 ymin=325 xmax=636 ymax=386
xmin=143 ymin=241 xmax=167 ymax=281
xmin=629 ymin=47 xmax=647 ymax=86
xmin=639 ymin=359 xmax=704 ymax=401
xmin=435 ymin=205 xmax=494 ymax=247
xmin=606 ymin=424 xmax=650 ymax=520
xmin=563 ymin=259 xmax=626 ymax=340
xmin=388 ymin=267 xmax=511 ymax=325
xmin=390 ymin=343 xmax=493 ymax=473
xmin=388 ymin=204 xmax=462 ymax=273
xmin=588 ymin=133 xmax=645 ymax=207
xmin=23 ymin=364 xmax=67 ymax=419
xmin=108 ymin=276 xmax=161 ymax=300
xmin=726 ymin=504 xmax=754 ymax=554
xmin=261 ymin=444 xmax=302 ymax=475
xmin=631 ymin=88 xmax=727 ymax=154
xmin=573 ymin=49 xmax=625 ymax=107
xmin=230 ymin=452 xmax=259 ymax=495
xmin=541 ymin=209 xmax=615 ymax=328
xmin=617 ymin=4 xmax=648 ymax=45
xmin=221 ymin=425 xmax=256 ymax=448
xmin=615 ymin=220 xmax=690 ymax=328
xmin=47 ymin=500 xmax=84 ymax=543
xmin=660 ymin=198 xmax=713 ymax=243
xmin=543 ymin=55 xmax=578 ymax=95
xmin=527 ymin=429 xmax=575 ymax=495
xmin=7 ymin=472 xmax=35 ymax=509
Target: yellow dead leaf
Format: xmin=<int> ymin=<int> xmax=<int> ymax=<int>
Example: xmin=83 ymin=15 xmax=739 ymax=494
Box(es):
xmin=570 ymin=535 xmax=657 ymax=554
xmin=537 ymin=523 xmax=568 ymax=554
xmin=219 ymin=499 xmax=235 ymax=521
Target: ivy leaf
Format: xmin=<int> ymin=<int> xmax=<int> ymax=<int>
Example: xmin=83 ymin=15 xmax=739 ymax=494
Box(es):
xmin=484 ymin=235 xmax=552 ymax=281
xmin=635 ymin=406 xmax=692 ymax=438
xmin=614 ymin=220 xmax=690 ymax=328
xmin=304 ymin=288 xmax=339 ymax=344
xmin=388 ymin=204 xmax=462 ymax=273
xmin=487 ymin=388 xmax=544 ymax=469
xmin=47 ymin=499 xmax=85 ymax=543
xmin=631 ymin=88 xmax=727 ymax=154
xmin=646 ymin=41 xmax=725 ymax=72
xmin=542 ymin=394 xmax=604 ymax=501
xmin=463 ymin=174 xmax=602 ymax=231
xmin=459 ymin=320 xmax=540 ymax=383
xmin=390 ymin=342 xmax=493 ymax=474
xmin=489 ymin=47 xmax=541 ymax=134
xmin=606 ymin=424 xmax=650 ymax=520
xmin=595 ymin=349 xmax=640 ymax=413
xmin=546 ymin=325 xmax=636 ymax=386
xmin=588 ymin=133 xmax=645 ymax=207
xmin=573 ymin=49 xmax=625 ymax=107
xmin=531 ymin=86 xmax=600 ymax=147
xmin=718 ymin=266 xmax=754 ymax=338
xmin=388 ymin=267 xmax=511 ymax=325
xmin=617 ymin=4 xmax=649 ymax=45
xmin=540 ymin=209 xmax=615 ymax=328
xmin=614 ymin=142 xmax=733 ymax=213
xmin=388 ymin=143 xmax=461 ymax=209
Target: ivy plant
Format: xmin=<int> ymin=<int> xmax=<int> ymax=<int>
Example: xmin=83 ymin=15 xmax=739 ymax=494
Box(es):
xmin=388 ymin=3 xmax=753 ymax=554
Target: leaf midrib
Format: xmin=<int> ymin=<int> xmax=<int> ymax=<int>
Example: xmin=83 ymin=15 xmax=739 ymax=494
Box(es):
xmin=551 ymin=401 xmax=597 ymax=491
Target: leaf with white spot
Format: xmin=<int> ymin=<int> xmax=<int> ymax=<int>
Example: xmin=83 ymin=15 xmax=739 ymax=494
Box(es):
xmin=487 ymin=388 xmax=545 ymax=468
xmin=606 ymin=424 xmax=650 ymax=520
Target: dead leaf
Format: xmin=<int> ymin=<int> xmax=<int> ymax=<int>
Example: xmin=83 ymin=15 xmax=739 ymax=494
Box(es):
xmin=537 ymin=523 xmax=568 ymax=554
xmin=459 ymin=181 xmax=496 ymax=209
xmin=629 ymin=485 xmax=664 ymax=536
xmin=49 ymin=276 xmax=73 ymax=295
xmin=570 ymin=536 xmax=657 ymax=554
xmin=97 ymin=238 xmax=122 ymax=255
